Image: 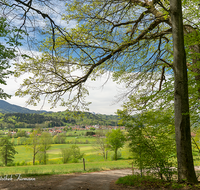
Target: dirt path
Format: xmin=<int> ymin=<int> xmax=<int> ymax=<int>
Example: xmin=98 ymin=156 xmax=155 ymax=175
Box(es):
xmin=0 ymin=169 xmax=132 ymax=190
xmin=1 ymin=167 xmax=200 ymax=190
xmin=55 ymin=169 xmax=132 ymax=190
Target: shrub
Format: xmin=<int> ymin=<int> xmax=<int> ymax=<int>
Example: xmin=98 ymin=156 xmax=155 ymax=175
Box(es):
xmin=119 ymin=110 xmax=177 ymax=181
xmin=116 ymin=174 xmax=168 ymax=188
xmin=111 ymin=151 xmax=122 ymax=160
xmin=53 ymin=134 xmax=66 ymax=144
xmin=61 ymin=148 xmax=72 ymax=163
xmin=60 ymin=145 xmax=84 ymax=164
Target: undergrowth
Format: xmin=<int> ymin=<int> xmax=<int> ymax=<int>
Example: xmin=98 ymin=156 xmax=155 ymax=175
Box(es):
xmin=116 ymin=174 xmax=200 ymax=189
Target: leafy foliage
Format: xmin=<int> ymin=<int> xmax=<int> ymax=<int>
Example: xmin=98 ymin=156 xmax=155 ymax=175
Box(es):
xmin=37 ymin=132 xmax=52 ymax=165
xmin=28 ymin=130 xmax=41 ymax=165
xmin=61 ymin=145 xmax=84 ymax=163
xmin=118 ymin=109 xmax=176 ymax=180
xmin=53 ymin=133 xmax=66 ymax=144
xmin=0 ymin=17 xmax=25 ymax=99
xmin=106 ymin=129 xmax=126 ymax=160
xmin=93 ymin=133 xmax=108 ymax=161
xmin=14 ymin=0 xmax=173 ymax=110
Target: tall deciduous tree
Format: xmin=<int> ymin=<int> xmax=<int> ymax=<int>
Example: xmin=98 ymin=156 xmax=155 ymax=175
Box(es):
xmin=38 ymin=132 xmax=52 ymax=165
xmin=28 ymin=130 xmax=41 ymax=165
xmin=106 ymin=129 xmax=126 ymax=160
xmin=170 ymin=0 xmax=197 ymax=183
xmin=94 ymin=135 xmax=108 ymax=161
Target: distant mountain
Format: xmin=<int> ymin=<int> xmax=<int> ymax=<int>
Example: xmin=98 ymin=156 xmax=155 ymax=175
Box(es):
xmin=0 ymin=100 xmax=48 ymax=113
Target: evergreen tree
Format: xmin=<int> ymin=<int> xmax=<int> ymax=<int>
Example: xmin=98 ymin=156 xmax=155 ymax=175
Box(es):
xmin=0 ymin=137 xmax=17 ymax=166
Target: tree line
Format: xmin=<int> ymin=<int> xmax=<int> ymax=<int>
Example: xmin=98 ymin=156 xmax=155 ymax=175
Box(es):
xmin=0 ymin=112 xmax=119 ymax=130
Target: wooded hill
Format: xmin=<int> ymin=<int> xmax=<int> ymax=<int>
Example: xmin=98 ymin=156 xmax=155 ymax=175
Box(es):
xmin=0 ymin=100 xmax=119 ymax=129
xmin=0 ymin=100 xmax=47 ymax=114
xmin=0 ymin=111 xmax=119 ymax=129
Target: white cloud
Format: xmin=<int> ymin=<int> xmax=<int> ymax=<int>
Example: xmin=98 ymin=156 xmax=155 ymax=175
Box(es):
xmin=4 ymin=72 xmax=123 ymax=115
xmin=85 ymin=75 xmax=123 ymax=114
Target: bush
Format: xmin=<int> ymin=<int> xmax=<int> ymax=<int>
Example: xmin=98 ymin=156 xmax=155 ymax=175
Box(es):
xmin=37 ymin=151 xmax=49 ymax=165
xmin=15 ymin=161 xmax=20 ymax=166
xmin=116 ymin=174 xmax=169 ymax=188
xmin=119 ymin=110 xmax=177 ymax=181
xmin=60 ymin=145 xmax=84 ymax=164
xmin=7 ymin=163 xmax=15 ymax=166
xmin=61 ymin=148 xmax=72 ymax=163
xmin=111 ymin=151 xmax=122 ymax=160
xmin=85 ymin=131 xmax=95 ymax=136
xmin=53 ymin=134 xmax=66 ymax=144
xmin=20 ymin=161 xmax=26 ymax=166
xmin=15 ymin=161 xmax=27 ymax=166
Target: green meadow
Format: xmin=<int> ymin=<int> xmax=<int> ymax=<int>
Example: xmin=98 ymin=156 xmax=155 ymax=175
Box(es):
xmin=0 ymin=130 xmax=134 ymax=176
xmin=14 ymin=140 xmax=132 ymax=164
xmin=0 ymin=160 xmax=132 ymax=176
xmin=2 ymin=129 xmax=200 ymax=177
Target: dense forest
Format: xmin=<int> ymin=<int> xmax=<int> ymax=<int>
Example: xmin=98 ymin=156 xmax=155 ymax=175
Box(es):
xmin=0 ymin=111 xmax=119 ymax=129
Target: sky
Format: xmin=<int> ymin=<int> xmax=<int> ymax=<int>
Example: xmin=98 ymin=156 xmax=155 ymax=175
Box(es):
xmin=4 ymin=73 xmax=124 ymax=115
xmin=1 ymin=0 xmax=126 ymax=115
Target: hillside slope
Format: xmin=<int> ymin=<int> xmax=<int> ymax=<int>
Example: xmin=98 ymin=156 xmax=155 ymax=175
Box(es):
xmin=0 ymin=100 xmax=47 ymax=113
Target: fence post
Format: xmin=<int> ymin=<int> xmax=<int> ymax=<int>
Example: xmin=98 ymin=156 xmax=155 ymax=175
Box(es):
xmin=132 ymin=162 xmax=134 ymax=175
xmin=83 ymin=158 xmax=85 ymax=171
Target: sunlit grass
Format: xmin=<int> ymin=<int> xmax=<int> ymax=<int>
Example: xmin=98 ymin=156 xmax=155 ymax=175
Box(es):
xmin=13 ymin=142 xmax=131 ymax=164
xmin=0 ymin=160 xmax=132 ymax=176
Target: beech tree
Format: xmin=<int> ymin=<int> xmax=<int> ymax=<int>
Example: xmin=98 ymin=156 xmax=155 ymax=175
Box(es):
xmin=169 ymin=0 xmax=197 ymax=183
xmin=1 ymin=0 xmax=199 ymax=182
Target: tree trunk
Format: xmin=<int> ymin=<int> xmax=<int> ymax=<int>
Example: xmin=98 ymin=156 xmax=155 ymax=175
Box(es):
xmin=5 ymin=145 xmax=7 ymax=166
xmin=114 ymin=149 xmax=117 ymax=160
xmin=103 ymin=150 xmax=105 ymax=161
xmin=44 ymin=150 xmax=47 ymax=165
xmin=170 ymin=0 xmax=197 ymax=183
xmin=33 ymin=152 xmax=35 ymax=165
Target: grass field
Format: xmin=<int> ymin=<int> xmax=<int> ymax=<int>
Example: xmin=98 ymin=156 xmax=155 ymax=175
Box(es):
xmin=0 ymin=135 xmax=133 ymax=176
xmin=0 ymin=160 xmax=132 ymax=176
xmin=14 ymin=142 xmax=132 ymax=164
xmin=1 ymin=128 xmax=200 ymax=178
